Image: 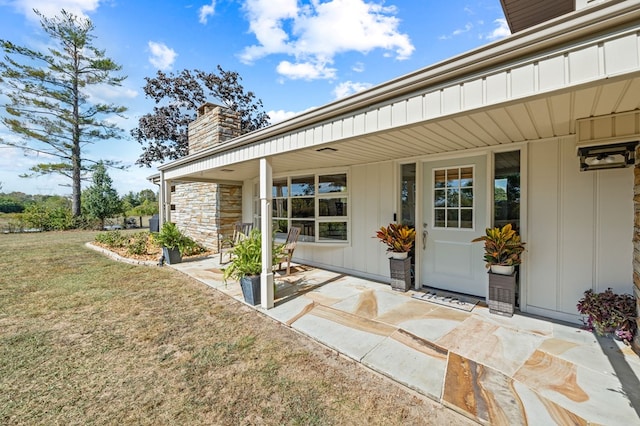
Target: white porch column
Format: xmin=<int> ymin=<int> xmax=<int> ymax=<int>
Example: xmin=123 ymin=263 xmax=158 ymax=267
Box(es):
xmin=260 ymin=157 xmax=274 ymax=309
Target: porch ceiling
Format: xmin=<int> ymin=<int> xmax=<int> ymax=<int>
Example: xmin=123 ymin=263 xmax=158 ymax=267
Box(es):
xmin=176 ymin=74 xmax=640 ymax=183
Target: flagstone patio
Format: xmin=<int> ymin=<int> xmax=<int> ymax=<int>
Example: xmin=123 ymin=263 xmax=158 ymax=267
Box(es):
xmin=171 ymin=256 xmax=640 ymax=425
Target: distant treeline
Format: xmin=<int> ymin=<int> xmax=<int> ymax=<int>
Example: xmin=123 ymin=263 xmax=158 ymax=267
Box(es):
xmin=0 ymin=189 xmax=159 ymax=232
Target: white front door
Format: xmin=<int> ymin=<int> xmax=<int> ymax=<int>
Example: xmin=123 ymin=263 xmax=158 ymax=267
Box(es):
xmin=421 ymin=156 xmax=488 ymax=297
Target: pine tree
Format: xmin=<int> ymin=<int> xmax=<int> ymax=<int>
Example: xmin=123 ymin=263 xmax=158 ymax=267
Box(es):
xmin=83 ymin=161 xmax=121 ymax=230
xmin=0 ymin=10 xmax=127 ymax=216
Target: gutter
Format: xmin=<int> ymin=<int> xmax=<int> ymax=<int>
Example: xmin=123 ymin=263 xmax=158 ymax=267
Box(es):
xmin=159 ymin=0 xmax=640 ymax=172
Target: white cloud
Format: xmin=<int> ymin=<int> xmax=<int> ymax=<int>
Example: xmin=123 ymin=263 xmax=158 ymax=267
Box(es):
xmin=199 ymin=0 xmax=216 ymax=24
xmin=267 ymin=109 xmax=297 ymax=124
xmin=267 ymin=106 xmax=316 ymax=124
xmin=84 ymin=84 xmax=138 ymax=106
xmin=240 ymin=0 xmax=414 ymax=80
xmin=148 ymin=41 xmax=177 ymax=70
xmin=276 ymin=60 xmax=336 ymax=80
xmin=333 ymin=81 xmax=372 ymax=99
xmin=485 ymin=18 xmax=510 ymax=40
xmin=7 ymin=0 xmax=100 ymax=20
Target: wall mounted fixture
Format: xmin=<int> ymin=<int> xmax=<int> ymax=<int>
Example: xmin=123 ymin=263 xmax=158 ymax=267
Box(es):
xmin=578 ymin=141 xmax=638 ymax=171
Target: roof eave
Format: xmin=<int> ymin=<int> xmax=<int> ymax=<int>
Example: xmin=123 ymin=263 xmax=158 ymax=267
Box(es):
xmin=159 ymin=0 xmax=640 ymax=172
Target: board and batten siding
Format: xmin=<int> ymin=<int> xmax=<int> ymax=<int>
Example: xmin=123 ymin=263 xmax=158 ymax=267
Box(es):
xmin=527 ymin=136 xmax=634 ymax=322
xmin=291 ymin=162 xmax=396 ymax=281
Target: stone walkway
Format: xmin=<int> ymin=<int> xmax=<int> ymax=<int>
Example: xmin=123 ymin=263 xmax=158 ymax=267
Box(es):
xmin=171 ymin=257 xmax=640 ymax=425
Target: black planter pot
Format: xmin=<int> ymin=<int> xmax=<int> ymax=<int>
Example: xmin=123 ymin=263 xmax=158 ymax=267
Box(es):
xmin=240 ymin=275 xmax=261 ymax=305
xmin=162 ymin=247 xmax=182 ymax=265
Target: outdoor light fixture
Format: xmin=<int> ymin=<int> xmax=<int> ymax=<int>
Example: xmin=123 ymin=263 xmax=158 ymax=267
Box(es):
xmin=578 ymin=141 xmax=638 ymax=171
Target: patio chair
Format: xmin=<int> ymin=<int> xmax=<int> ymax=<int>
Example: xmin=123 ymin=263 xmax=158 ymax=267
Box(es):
xmin=275 ymin=226 xmax=301 ymax=276
xmin=219 ymin=222 xmax=253 ymax=264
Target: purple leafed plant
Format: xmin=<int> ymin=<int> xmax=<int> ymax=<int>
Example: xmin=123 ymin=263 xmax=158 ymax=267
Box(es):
xmin=577 ymin=288 xmax=637 ymax=345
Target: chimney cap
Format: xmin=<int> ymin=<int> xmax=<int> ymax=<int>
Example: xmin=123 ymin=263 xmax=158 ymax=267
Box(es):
xmin=197 ymin=102 xmax=226 ymax=116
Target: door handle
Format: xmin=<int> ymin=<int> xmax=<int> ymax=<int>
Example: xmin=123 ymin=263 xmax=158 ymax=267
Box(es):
xmin=422 ymin=223 xmax=428 ymax=250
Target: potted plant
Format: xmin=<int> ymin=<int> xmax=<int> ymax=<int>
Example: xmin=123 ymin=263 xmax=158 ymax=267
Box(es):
xmin=375 ymin=223 xmax=416 ymax=259
xmin=577 ymin=288 xmax=637 ymax=345
xmin=153 ymin=222 xmax=198 ymax=265
xmin=222 ymin=229 xmax=285 ymax=305
xmin=471 ymin=223 xmax=525 ymax=275
xmin=375 ymin=223 xmax=416 ymax=291
xmin=472 ymin=224 xmax=525 ymax=316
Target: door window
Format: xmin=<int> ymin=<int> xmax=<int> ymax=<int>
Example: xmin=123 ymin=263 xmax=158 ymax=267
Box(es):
xmin=433 ymin=166 xmax=474 ymax=229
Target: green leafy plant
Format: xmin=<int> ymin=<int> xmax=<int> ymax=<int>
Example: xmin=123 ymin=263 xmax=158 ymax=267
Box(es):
xmin=127 ymin=231 xmax=151 ymax=256
xmin=94 ymin=230 xmax=127 ymax=248
xmin=471 ymin=223 xmax=525 ymax=268
xmin=577 ymin=288 xmax=636 ymax=344
xmin=152 ymin=222 xmax=200 ymax=255
xmin=374 ymin=223 xmax=416 ymax=253
xmin=222 ymin=229 xmax=285 ymax=282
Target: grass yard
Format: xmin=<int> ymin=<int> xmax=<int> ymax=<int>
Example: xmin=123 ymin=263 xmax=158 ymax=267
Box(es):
xmin=0 ymin=231 xmax=472 ymax=425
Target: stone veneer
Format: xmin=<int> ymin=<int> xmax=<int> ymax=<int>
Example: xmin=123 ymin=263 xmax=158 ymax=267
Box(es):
xmin=170 ymin=103 xmax=244 ymax=251
xmin=171 ymin=182 xmax=242 ymax=250
xmin=188 ymin=103 xmax=241 ymax=153
xmin=634 ymin=149 xmax=640 ymax=353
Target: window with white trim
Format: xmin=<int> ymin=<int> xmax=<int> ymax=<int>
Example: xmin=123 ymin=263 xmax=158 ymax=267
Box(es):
xmin=272 ymin=172 xmax=348 ymax=242
xmin=433 ymin=166 xmax=474 ymax=229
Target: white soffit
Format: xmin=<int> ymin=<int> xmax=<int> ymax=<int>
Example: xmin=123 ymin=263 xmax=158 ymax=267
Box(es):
xmin=576 ymin=111 xmax=640 ymax=147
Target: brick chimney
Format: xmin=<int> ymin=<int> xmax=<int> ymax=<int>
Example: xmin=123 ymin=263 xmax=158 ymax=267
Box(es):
xmin=188 ymin=103 xmax=242 ymax=154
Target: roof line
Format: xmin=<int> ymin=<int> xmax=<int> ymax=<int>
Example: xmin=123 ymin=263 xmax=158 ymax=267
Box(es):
xmin=159 ymin=0 xmax=640 ymax=172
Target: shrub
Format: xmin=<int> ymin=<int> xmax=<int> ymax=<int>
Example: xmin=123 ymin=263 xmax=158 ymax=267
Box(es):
xmin=94 ymin=230 xmax=127 ymax=248
xmin=577 ymin=288 xmax=636 ymax=344
xmin=127 ymin=231 xmax=152 ymax=256
xmin=21 ymin=204 xmax=74 ymax=231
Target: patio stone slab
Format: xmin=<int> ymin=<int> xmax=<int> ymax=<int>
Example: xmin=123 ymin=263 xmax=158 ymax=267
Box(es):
xmin=392 ymin=305 xmax=472 ymax=342
xmin=437 ymin=315 xmax=545 ymax=376
xmin=362 ymin=329 xmax=448 ymax=400
xmin=443 ymin=352 xmax=528 ymax=424
xmin=514 ymin=349 xmax=640 ymax=425
xmin=512 ymin=380 xmax=588 ymax=425
xmin=290 ymin=304 xmax=396 ymax=361
xmin=329 ymin=287 xmax=413 ymax=319
xmin=266 ymin=295 xmax=315 ymax=325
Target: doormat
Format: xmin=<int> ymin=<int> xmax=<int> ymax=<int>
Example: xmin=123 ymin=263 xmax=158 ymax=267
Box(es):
xmin=412 ymin=288 xmax=481 ymax=312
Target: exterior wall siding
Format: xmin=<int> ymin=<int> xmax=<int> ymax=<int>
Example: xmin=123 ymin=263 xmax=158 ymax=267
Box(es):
xmin=527 ymin=136 xmax=634 ymax=322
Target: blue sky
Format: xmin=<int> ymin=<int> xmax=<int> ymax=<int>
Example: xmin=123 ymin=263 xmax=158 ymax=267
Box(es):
xmin=0 ymin=0 xmax=509 ymax=196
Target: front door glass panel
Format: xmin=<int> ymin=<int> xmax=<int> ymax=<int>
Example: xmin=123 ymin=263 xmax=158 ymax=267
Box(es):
xmin=433 ymin=166 xmax=474 ymax=229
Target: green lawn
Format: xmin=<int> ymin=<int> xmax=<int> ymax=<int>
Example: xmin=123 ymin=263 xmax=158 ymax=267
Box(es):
xmin=0 ymin=231 xmax=471 ymax=425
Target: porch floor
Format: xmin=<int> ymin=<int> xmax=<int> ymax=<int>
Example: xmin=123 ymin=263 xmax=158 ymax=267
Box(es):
xmin=171 ymin=257 xmax=640 ymax=425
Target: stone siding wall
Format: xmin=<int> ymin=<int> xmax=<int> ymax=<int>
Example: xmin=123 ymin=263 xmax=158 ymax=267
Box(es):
xmin=171 ymin=183 xmax=242 ymax=250
xmin=634 ymin=151 xmax=640 ymax=353
xmin=188 ymin=104 xmax=241 ymax=154
xmin=170 ymin=103 xmax=244 ymax=253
